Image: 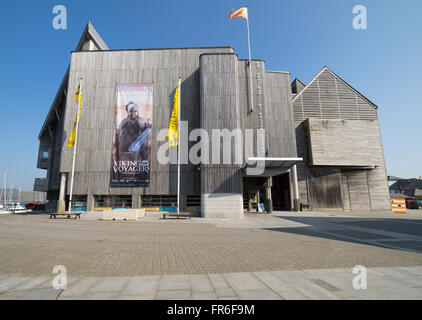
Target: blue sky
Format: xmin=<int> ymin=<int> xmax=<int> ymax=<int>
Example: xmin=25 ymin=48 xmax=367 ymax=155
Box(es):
xmin=0 ymin=0 xmax=421 ymax=191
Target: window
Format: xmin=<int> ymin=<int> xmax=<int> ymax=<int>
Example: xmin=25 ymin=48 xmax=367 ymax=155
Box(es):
xmin=41 ymin=150 xmax=49 ymax=159
xmin=94 ymin=195 xmax=132 ymax=209
xmin=142 ymin=195 xmax=177 ymax=207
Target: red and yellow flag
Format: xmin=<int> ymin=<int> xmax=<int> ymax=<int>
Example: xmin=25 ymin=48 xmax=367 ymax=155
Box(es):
xmin=229 ymin=7 xmax=248 ymax=20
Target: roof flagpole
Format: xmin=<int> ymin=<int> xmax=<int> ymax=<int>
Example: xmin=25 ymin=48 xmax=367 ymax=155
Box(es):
xmin=245 ymin=6 xmax=254 ymax=112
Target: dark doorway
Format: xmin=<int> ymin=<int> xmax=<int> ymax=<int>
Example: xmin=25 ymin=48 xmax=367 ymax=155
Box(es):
xmin=272 ymin=173 xmax=291 ymax=211
xmin=243 ymin=176 xmax=267 ymax=211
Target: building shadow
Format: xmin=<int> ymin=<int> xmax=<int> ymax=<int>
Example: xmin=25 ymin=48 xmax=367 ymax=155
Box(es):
xmin=262 ymin=215 xmax=422 ymax=254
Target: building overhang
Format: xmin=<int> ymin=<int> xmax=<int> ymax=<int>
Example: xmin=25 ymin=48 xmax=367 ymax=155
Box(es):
xmin=243 ymin=157 xmax=303 ymax=177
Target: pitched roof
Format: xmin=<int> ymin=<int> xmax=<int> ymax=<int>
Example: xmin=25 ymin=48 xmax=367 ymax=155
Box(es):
xmin=75 ymin=21 xmax=109 ymax=51
xmin=390 ymin=178 xmax=422 ymax=190
xmin=291 ymin=78 xmax=305 ymax=94
xmin=291 ymin=66 xmax=379 ymax=109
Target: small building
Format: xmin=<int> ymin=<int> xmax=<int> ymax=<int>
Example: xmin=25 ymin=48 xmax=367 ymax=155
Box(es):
xmin=292 ymin=67 xmax=391 ymax=211
xmin=34 ymin=22 xmax=392 ymax=217
xmin=390 ymin=178 xmax=422 ymax=198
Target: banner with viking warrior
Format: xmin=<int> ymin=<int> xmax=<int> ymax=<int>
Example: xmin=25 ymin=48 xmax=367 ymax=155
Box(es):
xmin=111 ymin=83 xmax=153 ymax=187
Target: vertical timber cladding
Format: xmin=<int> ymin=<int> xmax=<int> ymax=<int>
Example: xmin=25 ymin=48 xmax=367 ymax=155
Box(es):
xmin=199 ymin=53 xmax=244 ymax=218
xmin=60 ymin=47 xmax=234 ymax=196
xmin=263 ymin=70 xmax=298 ymax=158
xmin=307 ymin=168 xmax=343 ymax=209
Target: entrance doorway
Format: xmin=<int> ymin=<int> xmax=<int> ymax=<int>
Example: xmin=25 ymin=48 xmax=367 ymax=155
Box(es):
xmin=271 ymin=173 xmax=291 ymax=211
xmin=243 ymin=176 xmax=267 ymax=212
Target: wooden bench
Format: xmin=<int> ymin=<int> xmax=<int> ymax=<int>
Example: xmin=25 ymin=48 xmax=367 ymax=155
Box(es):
xmin=162 ymin=212 xmax=192 ymax=219
xmin=50 ymin=212 xmax=81 ymax=219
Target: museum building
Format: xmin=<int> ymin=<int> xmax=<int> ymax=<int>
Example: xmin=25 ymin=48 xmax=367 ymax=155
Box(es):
xmin=34 ymin=22 xmax=391 ymax=218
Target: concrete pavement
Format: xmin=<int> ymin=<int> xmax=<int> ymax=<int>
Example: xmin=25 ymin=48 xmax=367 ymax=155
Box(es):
xmin=0 ymin=266 xmax=421 ymax=300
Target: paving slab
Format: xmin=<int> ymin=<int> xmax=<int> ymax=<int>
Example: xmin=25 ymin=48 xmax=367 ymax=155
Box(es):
xmin=158 ymin=275 xmax=190 ymax=291
xmin=192 ymin=292 xmax=218 ymax=300
xmin=120 ymin=275 xmax=159 ymax=295
xmin=19 ymin=288 xmax=61 ymax=300
xmin=88 ymin=277 xmax=130 ymax=293
xmin=6 ymin=276 xmax=52 ymax=292
xmin=0 ymin=276 xmax=31 ymax=291
xmin=222 ymin=272 xmax=268 ymax=292
xmin=208 ymin=274 xmax=230 ymax=289
xmin=190 ymin=274 xmax=214 ymax=293
xmin=253 ymin=271 xmax=308 ymax=300
xmin=156 ymin=289 xmax=192 ymax=300
xmin=59 ymin=277 xmax=101 ymax=297
xmin=235 ymin=289 xmax=282 ymax=300
xmin=215 ymin=287 xmax=237 ymax=298
xmin=117 ymin=293 xmax=157 ymax=300
xmin=79 ymin=291 xmax=120 ymax=300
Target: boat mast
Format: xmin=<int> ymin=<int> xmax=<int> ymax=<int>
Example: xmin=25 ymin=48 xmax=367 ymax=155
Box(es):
xmin=19 ymin=180 xmax=21 ymax=204
xmin=0 ymin=169 xmax=3 ymax=205
xmin=3 ymin=169 xmax=6 ymax=205
xmin=8 ymin=181 xmax=14 ymax=204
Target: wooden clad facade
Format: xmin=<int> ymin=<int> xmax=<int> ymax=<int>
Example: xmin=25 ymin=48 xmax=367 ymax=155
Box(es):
xmin=36 ymin=23 xmax=391 ymax=214
xmin=292 ymin=67 xmax=391 ymax=211
xmin=61 ymin=47 xmax=233 ymax=197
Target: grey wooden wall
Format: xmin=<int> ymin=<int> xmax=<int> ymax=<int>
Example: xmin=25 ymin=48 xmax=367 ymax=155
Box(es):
xmin=293 ymin=68 xmax=391 ymax=211
xmin=293 ymin=68 xmax=378 ymax=121
xmin=305 ymin=118 xmax=384 ymax=167
xmin=199 ymin=53 xmax=243 ymax=194
xmin=263 ymin=70 xmax=297 ymax=158
xmin=60 ymin=47 xmax=233 ymax=196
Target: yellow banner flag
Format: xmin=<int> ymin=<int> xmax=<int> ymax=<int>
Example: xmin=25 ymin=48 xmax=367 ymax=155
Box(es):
xmin=67 ymin=82 xmax=82 ymax=147
xmin=168 ymin=79 xmax=181 ymax=147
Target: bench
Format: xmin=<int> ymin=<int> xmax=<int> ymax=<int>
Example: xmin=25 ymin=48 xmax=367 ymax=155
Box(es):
xmin=50 ymin=212 xmax=81 ymax=219
xmin=162 ymin=212 xmax=192 ymax=219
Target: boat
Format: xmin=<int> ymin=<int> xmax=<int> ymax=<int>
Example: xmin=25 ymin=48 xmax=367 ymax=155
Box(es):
xmin=4 ymin=202 xmax=31 ymax=214
xmin=0 ymin=170 xmax=31 ymax=214
xmin=0 ymin=204 xmax=10 ymax=214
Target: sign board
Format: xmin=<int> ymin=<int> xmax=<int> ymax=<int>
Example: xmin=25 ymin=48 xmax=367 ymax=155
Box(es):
xmin=391 ymin=198 xmax=406 ymax=214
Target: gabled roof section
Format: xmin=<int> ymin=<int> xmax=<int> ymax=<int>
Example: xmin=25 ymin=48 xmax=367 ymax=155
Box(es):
xmin=292 ymin=66 xmax=379 ymax=109
xmin=39 ymin=22 xmax=108 ymax=139
xmin=75 ymin=21 xmax=109 ymax=51
xmin=291 ymin=78 xmax=305 ymax=94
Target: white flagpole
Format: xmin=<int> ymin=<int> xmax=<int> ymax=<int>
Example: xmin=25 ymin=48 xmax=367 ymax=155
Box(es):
xmin=68 ymin=78 xmax=83 ymax=213
xmin=246 ymin=7 xmax=254 ymax=112
xmin=177 ymin=77 xmax=181 ymax=214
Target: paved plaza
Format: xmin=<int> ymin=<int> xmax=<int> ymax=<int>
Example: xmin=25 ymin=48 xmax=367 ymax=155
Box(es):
xmin=0 ymin=210 xmax=421 ymax=299
xmin=1 ymin=266 xmax=421 ymax=300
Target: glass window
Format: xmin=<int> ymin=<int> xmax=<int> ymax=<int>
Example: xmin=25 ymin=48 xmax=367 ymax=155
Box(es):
xmin=94 ymin=195 xmax=132 ymax=209
xmin=41 ymin=150 xmax=49 ymax=159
